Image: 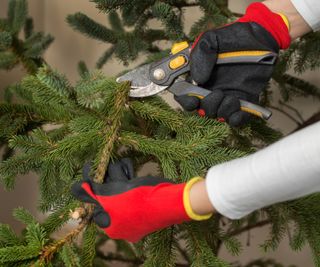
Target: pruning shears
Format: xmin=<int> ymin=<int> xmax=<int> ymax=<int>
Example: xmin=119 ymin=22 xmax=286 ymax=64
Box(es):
xmin=117 ymin=41 xmax=275 ymax=120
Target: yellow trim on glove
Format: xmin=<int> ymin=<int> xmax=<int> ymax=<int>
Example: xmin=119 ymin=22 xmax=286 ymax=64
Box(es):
xmin=183 ymin=177 xmax=213 ymax=221
xmin=218 ymin=50 xmax=271 ymax=59
xmin=277 ymin=13 xmax=290 ymax=30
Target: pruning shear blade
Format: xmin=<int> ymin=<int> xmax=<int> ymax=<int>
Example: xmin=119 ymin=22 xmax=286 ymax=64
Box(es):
xmin=116 ymin=64 xmax=168 ymax=97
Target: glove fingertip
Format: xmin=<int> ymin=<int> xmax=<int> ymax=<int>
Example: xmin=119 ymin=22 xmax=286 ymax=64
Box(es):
xmin=71 ymin=181 xmax=98 ymax=205
xmin=120 ymin=158 xmax=135 ymax=180
xmin=82 ymin=162 xmax=92 ymax=181
xmin=200 ymin=90 xmax=224 ymax=118
xmin=174 ymin=95 xmax=200 ymax=111
xmin=93 ymin=206 xmax=111 ymax=228
xmin=228 ymin=111 xmax=252 ymax=127
xmin=107 ymin=160 xmax=131 ymax=182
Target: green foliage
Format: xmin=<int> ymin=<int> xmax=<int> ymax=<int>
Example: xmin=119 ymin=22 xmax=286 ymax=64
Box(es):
xmin=143 ymin=228 xmax=178 ymax=267
xmin=59 ymin=244 xmax=81 ymax=267
xmin=0 ymin=0 xmax=53 ymax=73
xmin=0 ymin=32 xmax=12 ymax=49
xmin=0 ymin=222 xmax=48 ymax=264
xmin=182 ymin=222 xmax=229 ymax=267
xmin=1 ymin=0 xmax=320 ymax=266
xmin=0 ymin=65 xmax=247 ymax=265
xmin=0 ymin=224 xmax=22 ymax=247
xmin=81 ymin=223 xmax=98 ymax=267
xmin=13 ymin=207 xmax=37 ymax=225
xmin=234 ymin=258 xmax=296 ymax=267
xmin=67 ymin=13 xmax=117 ymax=43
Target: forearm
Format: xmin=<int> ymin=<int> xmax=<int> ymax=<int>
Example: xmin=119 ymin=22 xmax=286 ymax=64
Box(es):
xmin=263 ymin=0 xmax=312 ymax=39
xmin=203 ymin=122 xmax=320 ymax=220
xmin=189 ymin=179 xmax=216 ymax=215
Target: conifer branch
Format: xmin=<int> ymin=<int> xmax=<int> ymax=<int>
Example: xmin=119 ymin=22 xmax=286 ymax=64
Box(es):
xmin=9 ymin=37 xmax=40 ymax=74
xmin=294 ymin=110 xmax=320 ymax=132
xmin=228 ymin=219 xmax=271 ymax=238
xmin=37 ymin=205 xmax=93 ymax=264
xmin=96 ymin=250 xmax=190 ymax=267
xmin=36 ymin=82 xmax=131 ymax=263
xmin=278 ymin=101 xmax=304 ymax=124
xmin=94 ymin=81 xmax=130 ymax=183
xmin=269 ymin=105 xmax=302 ymax=126
xmin=175 ymin=242 xmax=190 ymax=263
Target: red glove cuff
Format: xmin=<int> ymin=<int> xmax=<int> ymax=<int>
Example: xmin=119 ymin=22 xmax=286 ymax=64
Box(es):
xmin=237 ymin=2 xmax=291 ymax=49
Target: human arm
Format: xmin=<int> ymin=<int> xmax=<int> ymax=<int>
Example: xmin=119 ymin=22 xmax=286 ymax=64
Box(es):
xmin=187 ymin=121 xmax=320 ymax=219
xmin=72 ymin=122 xmax=320 ymax=242
xmin=263 ymin=0 xmax=312 ymax=39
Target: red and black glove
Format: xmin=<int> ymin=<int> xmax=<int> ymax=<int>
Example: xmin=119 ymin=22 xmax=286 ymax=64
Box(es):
xmin=71 ymin=159 xmax=212 ymax=243
xmin=175 ymin=2 xmax=291 ymax=127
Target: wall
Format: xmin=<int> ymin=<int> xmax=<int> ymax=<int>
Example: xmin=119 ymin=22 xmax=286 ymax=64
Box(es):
xmin=0 ymin=0 xmax=319 ymax=266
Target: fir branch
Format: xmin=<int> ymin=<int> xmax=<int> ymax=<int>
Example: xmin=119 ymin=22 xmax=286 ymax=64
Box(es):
xmin=182 ymin=222 xmax=229 ymax=267
xmin=13 ymin=207 xmax=37 ymax=225
xmin=96 ymin=46 xmax=115 ymax=69
xmin=38 ymin=82 xmax=130 ymax=263
xmin=0 ymin=245 xmax=40 ymax=263
xmin=278 ymin=101 xmax=304 ymax=124
xmin=38 ymin=205 xmax=93 ymax=264
xmin=41 ymin=201 xmax=79 ymax=234
xmin=130 ymin=99 xmax=184 ymax=132
xmin=78 ymin=60 xmax=89 ymax=78
xmin=294 ymin=110 xmax=320 ymax=132
xmin=151 ymin=2 xmax=186 ymax=40
xmin=94 ymin=81 xmax=130 ymax=183
xmin=80 ymin=223 xmax=97 ymax=267
xmin=228 ymin=219 xmax=271 ymax=237
xmin=8 ymin=0 xmax=28 ymax=34
xmin=0 ymin=224 xmax=22 ymax=247
xmin=59 ymin=244 xmax=81 ymax=267
xmin=269 ymin=105 xmax=302 ymax=126
xmin=96 ymin=251 xmax=190 ymax=267
xmin=96 ymin=250 xmax=144 ymax=265
xmin=143 ymin=227 xmax=178 ymax=267
xmin=174 ymin=241 xmax=190 ymax=264
xmin=67 ymin=13 xmax=117 ymax=44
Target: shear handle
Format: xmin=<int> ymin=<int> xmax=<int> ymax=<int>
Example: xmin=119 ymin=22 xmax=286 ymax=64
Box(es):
xmin=169 ymin=81 xmax=272 ymax=120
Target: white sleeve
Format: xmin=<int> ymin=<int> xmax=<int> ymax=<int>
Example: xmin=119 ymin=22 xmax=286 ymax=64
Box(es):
xmin=205 ymin=122 xmax=320 ymax=219
xmin=291 ymin=0 xmax=320 ymax=31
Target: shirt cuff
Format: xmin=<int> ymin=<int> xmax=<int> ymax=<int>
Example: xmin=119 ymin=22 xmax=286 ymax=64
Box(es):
xmin=291 ymin=0 xmax=320 ymax=31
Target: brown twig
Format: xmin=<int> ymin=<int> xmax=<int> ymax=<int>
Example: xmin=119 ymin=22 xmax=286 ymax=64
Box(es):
xmin=228 ymin=219 xmax=271 ymax=237
xmin=279 ymin=100 xmax=305 ymax=124
xmin=38 ymin=205 xmax=94 ymax=264
xmin=269 ymin=105 xmax=303 ymax=126
xmin=294 ymin=110 xmax=320 ymax=132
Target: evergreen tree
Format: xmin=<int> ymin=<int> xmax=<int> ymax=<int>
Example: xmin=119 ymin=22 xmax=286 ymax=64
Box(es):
xmin=0 ymin=0 xmax=320 ymax=266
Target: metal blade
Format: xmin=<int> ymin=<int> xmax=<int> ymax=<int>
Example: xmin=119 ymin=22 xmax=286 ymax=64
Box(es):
xmin=116 ymin=63 xmax=168 ymax=97
xmin=116 ymin=64 xmax=152 ymax=88
xmin=128 ymin=83 xmax=167 ymax=98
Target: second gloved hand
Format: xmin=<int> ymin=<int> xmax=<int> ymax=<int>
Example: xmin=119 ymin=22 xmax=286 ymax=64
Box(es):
xmin=72 ymin=159 xmax=213 ymax=243
xmin=175 ymin=3 xmax=290 ymax=127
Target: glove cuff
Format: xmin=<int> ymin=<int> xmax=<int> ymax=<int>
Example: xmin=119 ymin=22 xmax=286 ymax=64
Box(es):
xmin=183 ymin=177 xmax=214 ymax=221
xmin=238 ymin=2 xmax=291 ymax=49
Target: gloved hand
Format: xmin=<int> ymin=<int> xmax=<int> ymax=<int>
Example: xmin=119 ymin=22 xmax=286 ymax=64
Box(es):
xmin=71 ymin=159 xmax=213 ymax=243
xmin=175 ymin=2 xmax=291 ymax=127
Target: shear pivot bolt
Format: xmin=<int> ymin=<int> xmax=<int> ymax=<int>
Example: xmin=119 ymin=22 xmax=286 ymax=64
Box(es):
xmin=153 ymin=68 xmax=165 ymax=80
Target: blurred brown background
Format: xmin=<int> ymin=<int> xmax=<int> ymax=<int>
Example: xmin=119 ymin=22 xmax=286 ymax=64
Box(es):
xmin=0 ymin=0 xmax=319 ymax=266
